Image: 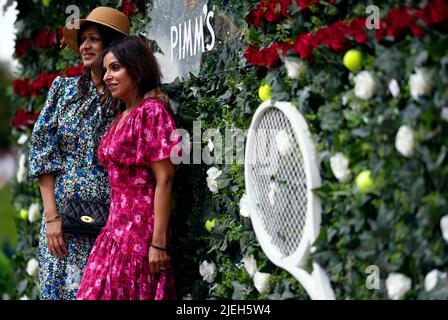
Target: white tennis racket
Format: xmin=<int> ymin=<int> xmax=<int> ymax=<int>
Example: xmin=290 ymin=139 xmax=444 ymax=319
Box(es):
xmin=244 ymin=100 xmax=335 ymax=300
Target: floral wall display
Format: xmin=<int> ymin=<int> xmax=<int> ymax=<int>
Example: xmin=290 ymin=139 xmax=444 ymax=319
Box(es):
xmin=6 ymin=0 xmax=448 ymax=300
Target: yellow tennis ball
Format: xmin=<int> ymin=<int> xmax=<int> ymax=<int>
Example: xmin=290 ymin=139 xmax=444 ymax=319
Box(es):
xmin=355 ymin=170 xmax=374 ymax=193
xmin=205 ymin=219 xmax=216 ymax=232
xmin=19 ymin=209 xmax=28 ymax=221
xmin=343 ymin=49 xmax=363 ymax=72
xmin=258 ymin=84 xmax=272 ymax=102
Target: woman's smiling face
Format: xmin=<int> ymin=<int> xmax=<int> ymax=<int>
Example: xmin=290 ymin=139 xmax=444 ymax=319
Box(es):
xmin=79 ymin=25 xmax=103 ymax=69
xmin=102 ymin=51 xmax=135 ymax=103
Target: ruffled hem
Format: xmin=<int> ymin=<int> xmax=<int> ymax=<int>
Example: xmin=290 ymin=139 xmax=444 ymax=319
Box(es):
xmin=76 ymin=230 xmax=175 ymax=300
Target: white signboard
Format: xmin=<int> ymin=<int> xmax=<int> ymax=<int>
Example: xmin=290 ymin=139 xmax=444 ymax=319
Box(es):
xmin=146 ymin=0 xmax=216 ymax=83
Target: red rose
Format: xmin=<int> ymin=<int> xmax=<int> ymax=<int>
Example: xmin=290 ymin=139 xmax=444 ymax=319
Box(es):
xmin=121 ymin=0 xmax=135 ymax=16
xmin=260 ymin=44 xmax=281 ymax=68
xmin=35 ymin=29 xmax=56 ymax=49
xmin=294 ymin=32 xmax=317 ymax=61
xmin=66 ymin=63 xmax=84 ymax=77
xmin=246 ymin=5 xmax=264 ymax=28
xmin=296 ymin=0 xmax=318 ymax=10
xmin=29 ymin=72 xmax=48 ymax=96
xmin=280 ymin=0 xmax=292 ymax=17
xmin=376 ymin=6 xmax=422 ymax=41
xmin=15 ymin=39 xmax=32 ymax=59
xmin=281 ymin=41 xmax=294 ymax=56
xmin=265 ymin=2 xmax=283 ymax=23
xmin=323 ymin=21 xmax=351 ymax=52
xmin=420 ymin=0 xmax=448 ymax=26
xmin=47 ymin=73 xmax=60 ymax=90
xmin=12 ymin=78 xmax=30 ymax=97
xmin=244 ymin=45 xmax=261 ymax=66
xmin=344 ymin=18 xmax=368 ymax=44
xmin=12 ymin=110 xmax=40 ymax=130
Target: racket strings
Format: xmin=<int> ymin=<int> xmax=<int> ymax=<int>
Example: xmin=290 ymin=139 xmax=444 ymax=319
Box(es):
xmin=249 ymin=108 xmax=308 ymax=256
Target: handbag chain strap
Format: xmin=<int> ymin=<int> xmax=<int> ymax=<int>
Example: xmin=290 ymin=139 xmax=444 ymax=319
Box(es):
xmin=67 ymin=96 xmax=95 ymax=201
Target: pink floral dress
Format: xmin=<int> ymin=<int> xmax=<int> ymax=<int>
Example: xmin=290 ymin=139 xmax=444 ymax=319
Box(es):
xmin=76 ymin=99 xmax=179 ymax=300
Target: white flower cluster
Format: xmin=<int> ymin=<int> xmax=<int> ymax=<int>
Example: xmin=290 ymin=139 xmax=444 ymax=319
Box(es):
xmin=441 ymin=214 xmax=448 ymax=243
xmin=28 ymin=203 xmax=40 ymax=223
xmin=354 ymin=71 xmax=376 ymax=100
xmin=395 ymin=125 xmax=414 ymax=157
xmin=16 ymin=154 xmax=27 ymax=183
xmin=409 ymin=68 xmax=432 ymax=100
xmin=385 ymin=273 xmax=412 ymax=300
xmin=329 ymin=153 xmax=352 ymax=183
xmin=199 ymin=260 xmax=216 ymax=283
xmin=424 ymin=269 xmax=447 ymax=292
xmin=206 ymin=167 xmax=222 ymax=193
xmin=284 ymin=57 xmax=306 ymax=80
xmin=26 ymin=258 xmax=38 ymax=277
xmin=351 ymin=67 xmax=432 ymax=103
xmin=239 ymin=193 xmax=250 ymax=218
xmin=241 ymin=255 xmax=271 ymax=294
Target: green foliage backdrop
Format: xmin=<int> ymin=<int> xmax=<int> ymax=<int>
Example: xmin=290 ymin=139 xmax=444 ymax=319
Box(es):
xmin=6 ymin=0 xmax=448 ymax=300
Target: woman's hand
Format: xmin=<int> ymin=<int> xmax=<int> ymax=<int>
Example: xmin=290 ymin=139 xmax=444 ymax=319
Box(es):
xmin=46 ymin=217 xmax=68 ymax=257
xmin=39 ymin=174 xmax=67 ymax=257
xmin=148 ymin=246 xmax=170 ymax=274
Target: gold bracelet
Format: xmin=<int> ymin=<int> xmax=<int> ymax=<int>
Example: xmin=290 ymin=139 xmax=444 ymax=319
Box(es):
xmin=46 ymin=215 xmax=61 ymax=224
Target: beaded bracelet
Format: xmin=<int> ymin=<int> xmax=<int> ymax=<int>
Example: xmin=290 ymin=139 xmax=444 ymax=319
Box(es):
xmin=46 ymin=215 xmax=61 ymax=224
xmin=149 ymin=241 xmax=168 ymax=251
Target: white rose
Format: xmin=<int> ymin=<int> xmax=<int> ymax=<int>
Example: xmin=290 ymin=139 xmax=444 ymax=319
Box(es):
xmin=15 ymin=20 xmax=25 ymax=33
xmin=242 ymin=255 xmax=258 ymax=277
xmin=354 ymin=70 xmax=376 ymax=100
xmin=199 ymin=260 xmax=216 ymax=283
xmin=440 ymin=214 xmax=448 ymax=243
xmin=183 ymin=293 xmax=193 ymax=300
xmin=19 ymin=295 xmax=29 ymax=300
xmin=424 ymin=269 xmax=447 ymax=292
xmin=26 ymin=258 xmax=38 ymax=277
xmin=275 ymin=129 xmax=292 ymax=156
xmin=206 ymin=167 xmax=222 ymax=193
xmin=395 ymin=125 xmax=414 ymax=157
xmin=28 ymin=203 xmax=40 ymax=223
xmin=441 ymin=107 xmax=448 ymax=122
xmin=284 ymin=57 xmax=303 ymax=79
xmin=409 ymin=68 xmax=431 ymax=100
xmin=329 ymin=153 xmax=352 ymax=183
xmin=385 ymin=273 xmax=412 ymax=300
xmin=341 ymin=94 xmax=348 ymax=106
xmin=388 ymin=79 xmax=400 ymax=97
xmin=267 ymin=182 xmax=279 ymax=206
xmin=253 ymin=271 xmax=271 ymax=294
xmin=17 ymin=134 xmax=29 ymax=145
xmin=16 ymin=154 xmax=27 ymax=183
xmin=239 ymin=194 xmax=250 ymax=218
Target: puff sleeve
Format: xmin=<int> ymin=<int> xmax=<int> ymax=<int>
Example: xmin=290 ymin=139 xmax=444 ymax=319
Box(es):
xmin=28 ymin=76 xmax=64 ymax=178
xmin=135 ymin=100 xmax=180 ymax=165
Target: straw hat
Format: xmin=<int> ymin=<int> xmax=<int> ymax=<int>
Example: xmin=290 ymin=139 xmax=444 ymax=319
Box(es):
xmin=62 ymin=7 xmax=130 ymax=52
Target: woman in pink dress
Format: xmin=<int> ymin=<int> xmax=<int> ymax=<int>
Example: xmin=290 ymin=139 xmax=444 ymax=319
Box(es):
xmin=76 ymin=36 xmax=180 ymax=300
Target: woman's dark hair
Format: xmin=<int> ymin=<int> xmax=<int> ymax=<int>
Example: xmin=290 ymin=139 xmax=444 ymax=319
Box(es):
xmin=77 ymin=22 xmax=127 ymax=98
xmin=99 ymin=36 xmax=168 ymax=115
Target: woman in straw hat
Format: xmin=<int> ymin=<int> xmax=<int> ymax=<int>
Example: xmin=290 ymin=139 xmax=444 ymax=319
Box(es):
xmin=28 ymin=7 xmax=130 ymax=300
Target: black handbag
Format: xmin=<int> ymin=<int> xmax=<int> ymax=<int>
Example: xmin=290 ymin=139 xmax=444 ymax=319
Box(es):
xmin=61 ymin=199 xmax=110 ymax=236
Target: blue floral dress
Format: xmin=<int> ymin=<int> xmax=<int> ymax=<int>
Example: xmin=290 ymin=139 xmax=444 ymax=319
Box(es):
xmin=28 ymin=76 xmax=113 ymax=300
